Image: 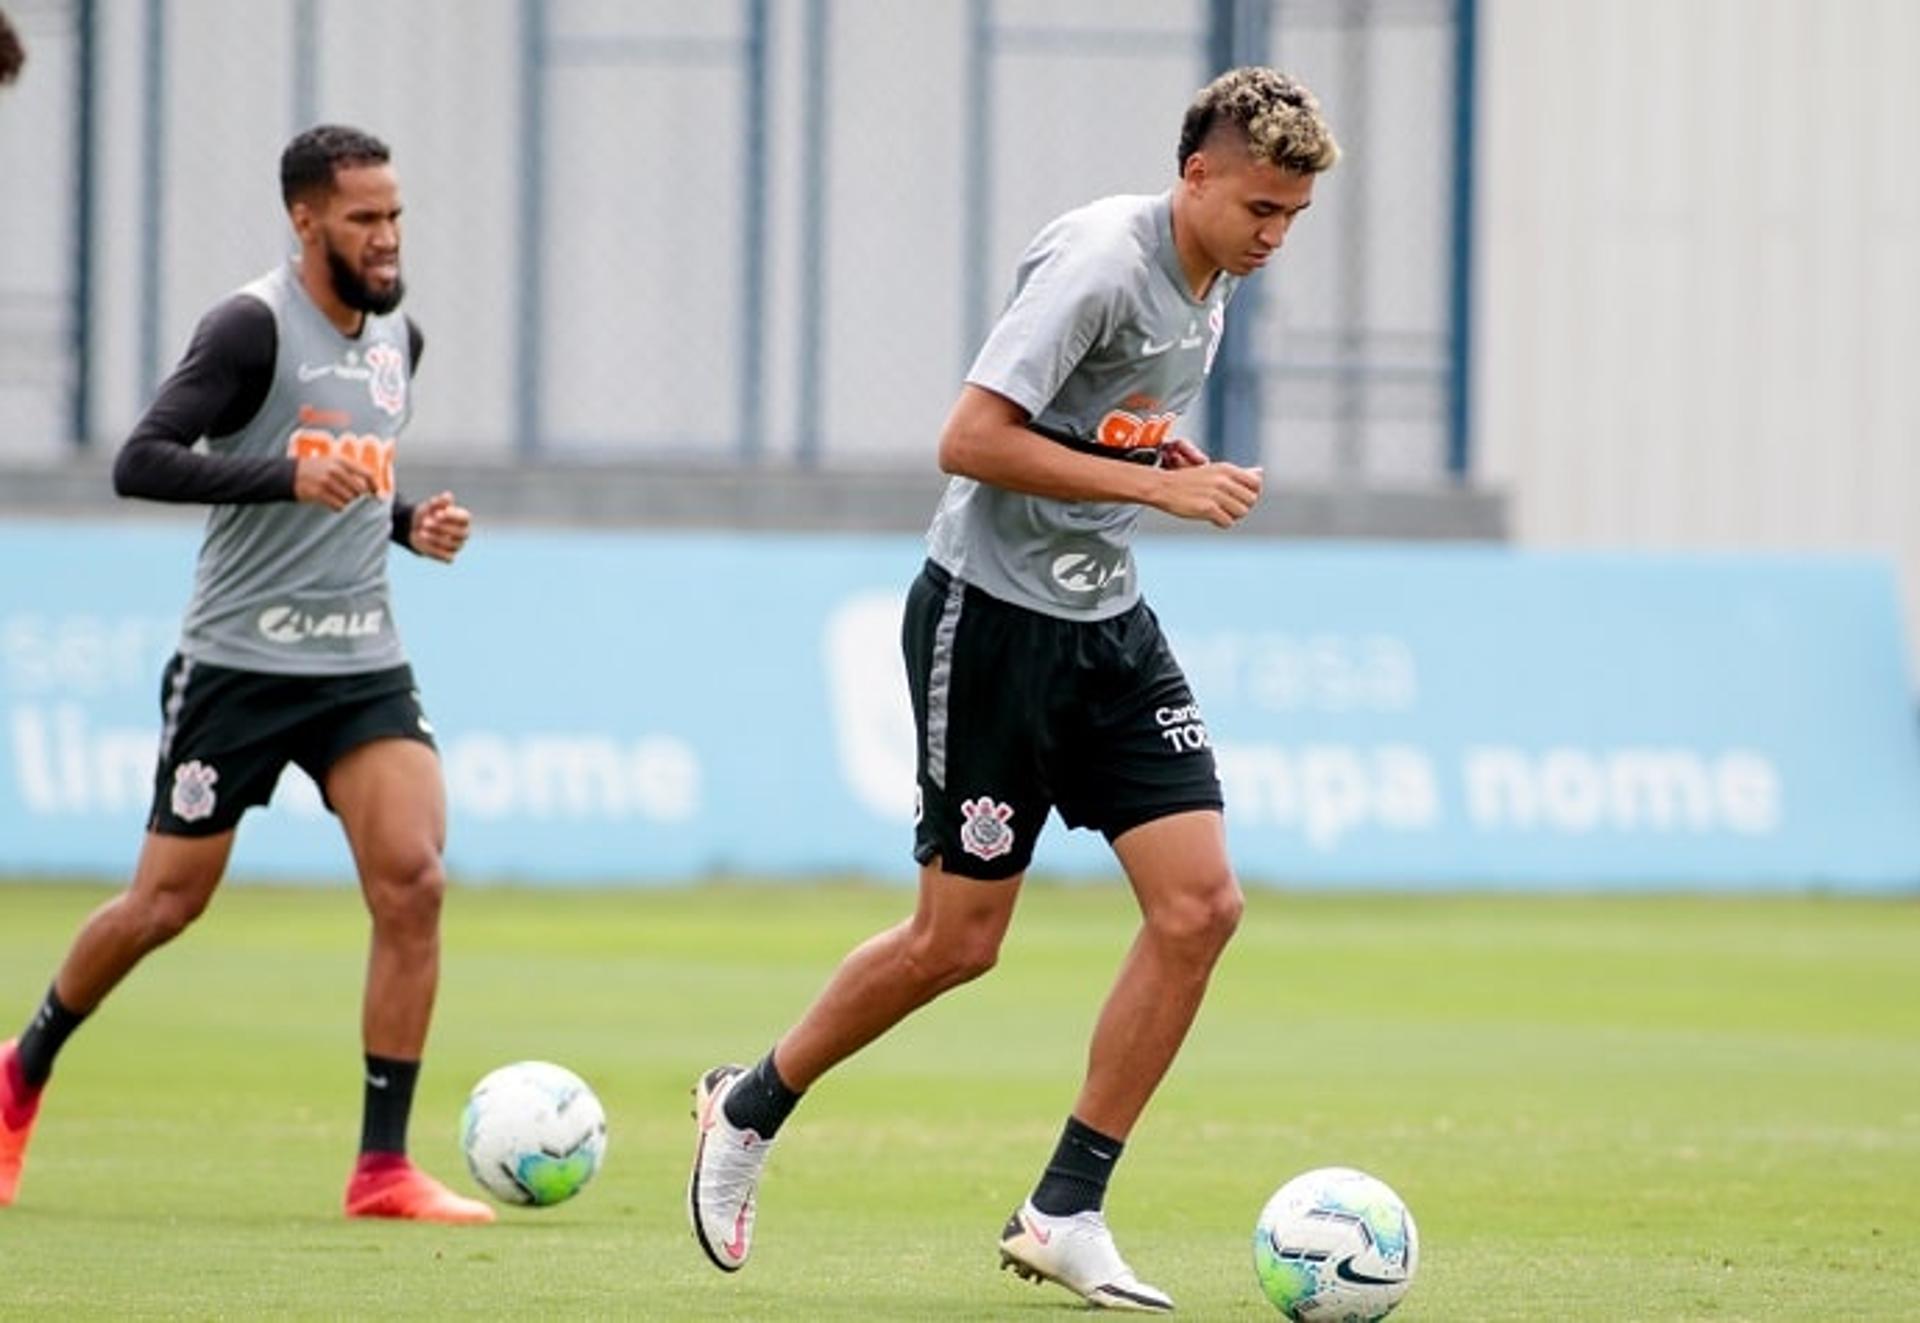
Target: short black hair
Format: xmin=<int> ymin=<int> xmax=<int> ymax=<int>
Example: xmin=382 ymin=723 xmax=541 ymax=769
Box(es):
xmin=280 ymin=124 xmax=391 ymax=208
xmin=0 ymin=8 xmax=26 ymax=86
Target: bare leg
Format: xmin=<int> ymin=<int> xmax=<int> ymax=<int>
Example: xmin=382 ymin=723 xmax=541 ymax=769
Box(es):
xmin=326 ymin=739 xmax=446 ymax=1060
xmin=328 ymin=738 xmax=490 ymax=1223
xmin=773 ymin=861 xmax=1023 ymax=1089
xmin=50 ymin=831 xmax=234 ymax=1013
xmin=1070 ymin=810 xmax=1243 ymax=1139
xmin=691 ymin=854 xmax=1020 ymax=1268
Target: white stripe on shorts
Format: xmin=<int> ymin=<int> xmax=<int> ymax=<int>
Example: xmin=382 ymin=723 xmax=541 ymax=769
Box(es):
xmin=925 ymin=574 xmax=967 ymax=790
xmin=157 ymin=657 xmax=193 ymax=762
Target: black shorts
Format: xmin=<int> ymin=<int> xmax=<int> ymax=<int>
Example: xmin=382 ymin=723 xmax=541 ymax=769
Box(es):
xmin=148 ymin=654 xmax=435 ymax=836
xmin=903 ymin=561 xmax=1223 ymax=880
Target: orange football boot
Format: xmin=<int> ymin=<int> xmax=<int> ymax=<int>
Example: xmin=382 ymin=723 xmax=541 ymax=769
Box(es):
xmin=344 ymin=1153 xmax=495 ymax=1224
xmin=0 ymin=1038 xmax=43 ymax=1207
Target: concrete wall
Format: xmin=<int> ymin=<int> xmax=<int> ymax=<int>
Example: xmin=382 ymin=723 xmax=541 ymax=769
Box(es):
xmin=1476 ymin=0 xmax=1920 ymax=656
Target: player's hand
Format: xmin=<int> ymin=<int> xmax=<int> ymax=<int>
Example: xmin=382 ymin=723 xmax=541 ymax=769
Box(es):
xmin=409 ymin=491 xmax=472 ymax=563
xmin=293 ymin=455 xmax=378 ymax=511
xmin=1154 ymin=462 xmax=1263 ymax=528
xmin=1158 ymin=437 xmax=1211 ymax=470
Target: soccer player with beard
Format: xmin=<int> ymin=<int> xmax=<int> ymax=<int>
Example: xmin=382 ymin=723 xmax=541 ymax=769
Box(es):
xmin=0 ymin=125 xmax=490 ymax=1224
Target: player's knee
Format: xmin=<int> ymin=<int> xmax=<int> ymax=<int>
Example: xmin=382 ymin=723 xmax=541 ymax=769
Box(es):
xmin=367 ymin=851 xmax=446 ymax=933
xmin=1147 ymin=874 xmax=1243 ymax=957
xmin=946 ymin=934 xmax=1001 ymax=985
xmin=1210 ymin=882 xmax=1247 ymax=946
xmin=902 ymin=926 xmax=1000 ymax=991
xmin=134 ymin=881 xmax=215 ymax=947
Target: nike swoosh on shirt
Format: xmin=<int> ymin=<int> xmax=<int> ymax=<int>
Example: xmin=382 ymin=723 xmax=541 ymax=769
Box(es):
xmin=1139 ymin=337 xmax=1177 ymax=356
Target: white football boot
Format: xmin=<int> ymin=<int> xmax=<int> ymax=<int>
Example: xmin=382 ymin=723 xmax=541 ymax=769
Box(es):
xmin=998 ymin=1199 xmax=1175 ymax=1312
xmin=687 ymin=1064 xmax=774 ymax=1271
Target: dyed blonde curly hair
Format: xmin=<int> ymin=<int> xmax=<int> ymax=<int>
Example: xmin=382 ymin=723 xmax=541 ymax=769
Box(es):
xmin=1178 ymin=67 xmax=1339 ymax=175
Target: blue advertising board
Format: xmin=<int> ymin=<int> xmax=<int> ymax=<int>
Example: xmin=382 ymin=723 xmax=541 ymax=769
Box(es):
xmin=3 ymin=519 xmax=1918 ymax=889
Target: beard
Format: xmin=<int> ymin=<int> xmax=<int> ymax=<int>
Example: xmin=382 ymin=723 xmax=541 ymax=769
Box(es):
xmin=325 ymin=241 xmax=405 ymax=315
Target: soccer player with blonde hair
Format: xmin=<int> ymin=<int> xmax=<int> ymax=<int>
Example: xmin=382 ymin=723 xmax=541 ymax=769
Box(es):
xmin=691 ymin=67 xmax=1338 ymax=1311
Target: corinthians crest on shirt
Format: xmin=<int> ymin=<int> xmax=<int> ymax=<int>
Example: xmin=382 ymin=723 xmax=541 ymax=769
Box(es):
xmin=958 ymin=795 xmax=1016 ymax=861
xmin=365 ymin=342 xmax=406 ymax=417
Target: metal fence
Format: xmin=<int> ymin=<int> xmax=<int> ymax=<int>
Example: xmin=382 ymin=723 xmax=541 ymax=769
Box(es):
xmin=0 ymin=0 xmax=1473 ymax=483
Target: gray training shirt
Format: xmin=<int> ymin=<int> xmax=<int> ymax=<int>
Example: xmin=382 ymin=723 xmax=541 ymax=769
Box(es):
xmin=926 ymin=191 xmax=1239 ymax=621
xmin=178 ymin=261 xmax=415 ymax=674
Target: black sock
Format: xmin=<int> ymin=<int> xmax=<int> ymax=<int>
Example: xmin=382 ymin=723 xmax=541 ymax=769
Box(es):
xmin=358 ymin=1055 xmax=421 ymax=1155
xmin=16 ymin=985 xmax=88 ymax=1089
xmin=1031 ymin=1115 xmax=1124 ymax=1216
xmin=720 ymin=1049 xmax=803 ymax=1139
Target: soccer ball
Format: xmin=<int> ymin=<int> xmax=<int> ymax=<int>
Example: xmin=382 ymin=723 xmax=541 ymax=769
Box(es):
xmin=460 ymin=1061 xmax=608 ymax=1207
xmin=1253 ymin=1167 xmax=1418 ymax=1321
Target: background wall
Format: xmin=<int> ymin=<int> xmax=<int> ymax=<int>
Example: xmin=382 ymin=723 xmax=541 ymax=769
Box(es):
xmin=3 ymin=0 xmax=1917 ymax=653
xmin=0 ymin=0 xmax=1465 ymax=482
xmin=1476 ymin=0 xmax=1920 ymax=650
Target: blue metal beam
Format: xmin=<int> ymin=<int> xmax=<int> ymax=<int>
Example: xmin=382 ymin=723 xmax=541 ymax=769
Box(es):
xmin=138 ymin=0 xmax=167 ymax=400
xmin=797 ymin=0 xmax=831 ymax=466
xmin=1201 ymin=0 xmax=1268 ymax=466
xmin=291 ymin=0 xmax=318 ymax=131
xmin=514 ymin=0 xmax=546 ymax=456
xmin=737 ymin=0 xmax=769 ymax=461
xmin=962 ymin=0 xmax=992 ymax=365
xmin=70 ymin=0 xmax=98 ymax=447
xmin=1446 ymin=0 xmax=1477 ymax=479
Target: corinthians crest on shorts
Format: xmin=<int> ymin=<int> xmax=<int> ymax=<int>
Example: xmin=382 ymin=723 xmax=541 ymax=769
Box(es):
xmin=958 ymin=795 xmax=1016 ymax=861
xmin=170 ymin=760 xmax=220 ymax=823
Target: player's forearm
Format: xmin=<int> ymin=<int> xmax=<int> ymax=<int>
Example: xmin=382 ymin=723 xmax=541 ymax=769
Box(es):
xmin=940 ymin=421 xmax=1165 ymax=508
xmin=112 ymin=435 xmax=296 ymax=505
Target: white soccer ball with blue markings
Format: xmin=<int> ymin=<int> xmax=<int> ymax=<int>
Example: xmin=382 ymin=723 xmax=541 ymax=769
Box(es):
xmin=1253 ymin=1167 xmax=1418 ymax=1321
xmin=461 ymin=1061 xmax=608 ymax=1207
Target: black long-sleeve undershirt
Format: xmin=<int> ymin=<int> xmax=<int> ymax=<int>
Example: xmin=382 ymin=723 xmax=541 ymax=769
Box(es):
xmin=111 ymin=293 xmax=426 ymax=547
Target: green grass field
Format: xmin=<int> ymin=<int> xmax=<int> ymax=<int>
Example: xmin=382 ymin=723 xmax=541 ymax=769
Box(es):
xmin=1 ymin=882 xmax=1916 ymax=1320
